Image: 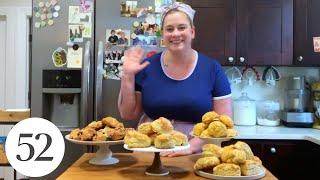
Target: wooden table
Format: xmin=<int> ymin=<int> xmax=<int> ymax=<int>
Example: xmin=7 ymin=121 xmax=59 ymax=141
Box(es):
xmin=58 ymin=152 xmax=277 ymax=180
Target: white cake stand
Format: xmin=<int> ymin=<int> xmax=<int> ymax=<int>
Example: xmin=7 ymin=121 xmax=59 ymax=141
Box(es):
xmin=65 ymin=135 xmax=124 ymax=165
xmin=124 ymin=144 xmax=190 ymax=176
xmin=190 ymin=133 xmax=235 ymax=147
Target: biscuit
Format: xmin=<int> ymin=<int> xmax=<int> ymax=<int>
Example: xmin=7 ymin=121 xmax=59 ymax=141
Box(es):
xmin=151 ymin=117 xmax=173 ymax=134
xmin=192 ymin=123 xmax=206 ymax=136
xmin=149 ymin=133 xmax=158 ymax=145
xmin=124 ymin=130 xmax=151 ymax=148
xmin=219 ymin=115 xmax=234 ymax=128
xmin=202 ymin=111 xmax=219 ymax=125
xmin=80 ymin=127 xmax=96 ymax=141
xmin=69 ymin=128 xmax=81 ymax=140
xmin=138 ymin=122 xmax=154 ymax=135
xmin=202 ymin=144 xmax=222 ymax=158
xmin=207 ymin=121 xmax=227 ymax=138
xmin=234 ymin=141 xmax=254 ymax=160
xmin=171 ymin=131 xmax=188 ymax=146
xmin=102 ymin=117 xmax=122 ymax=128
xmin=154 ymin=134 xmax=175 ymax=149
xmin=252 ymin=156 xmax=262 ymax=165
xmin=92 ymin=129 xmax=108 ymax=141
xmin=194 ymin=156 xmax=220 ymax=170
xmin=88 ymin=121 xmax=104 ymax=130
xmin=240 ymin=160 xmax=264 ymax=176
xmin=221 ymin=145 xmax=246 ymax=164
xmin=200 ymin=129 xmax=211 ymax=138
xmin=213 ymin=163 xmax=241 ymax=176
xmin=226 ymin=129 xmax=238 ymax=137
xmin=109 ymin=127 xmax=126 ymax=140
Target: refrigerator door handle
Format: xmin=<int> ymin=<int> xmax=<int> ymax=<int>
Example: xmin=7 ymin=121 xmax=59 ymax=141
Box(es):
xmin=81 ymin=41 xmax=91 ymax=127
xmin=95 ymin=41 xmax=104 ymax=120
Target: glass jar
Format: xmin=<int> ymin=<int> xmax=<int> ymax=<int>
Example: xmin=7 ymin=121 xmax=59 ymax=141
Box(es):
xmin=257 ymin=100 xmax=280 ymax=126
xmin=233 ymin=92 xmax=256 ymax=126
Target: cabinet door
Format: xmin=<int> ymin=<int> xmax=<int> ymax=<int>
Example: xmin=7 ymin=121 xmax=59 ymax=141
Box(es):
xmin=294 ymin=0 xmax=320 ymax=65
xmin=237 ymin=0 xmax=293 ymax=65
xmin=262 ymin=140 xmax=318 ymax=179
xmin=185 ymin=0 xmax=236 ymax=65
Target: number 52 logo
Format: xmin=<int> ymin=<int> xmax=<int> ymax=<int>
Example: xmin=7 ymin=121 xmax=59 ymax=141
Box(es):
xmin=5 ymin=118 xmax=65 ymax=177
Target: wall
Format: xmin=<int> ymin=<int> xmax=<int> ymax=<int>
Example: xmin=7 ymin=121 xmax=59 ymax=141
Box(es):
xmin=0 ymin=1 xmax=31 ymax=179
xmin=226 ymin=66 xmax=320 ymax=113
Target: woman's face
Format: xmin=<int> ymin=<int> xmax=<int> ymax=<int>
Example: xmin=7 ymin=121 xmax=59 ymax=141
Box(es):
xmin=162 ymin=11 xmax=195 ymax=52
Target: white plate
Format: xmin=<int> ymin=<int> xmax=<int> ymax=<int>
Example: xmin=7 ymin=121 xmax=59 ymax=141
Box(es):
xmin=194 ymin=168 xmax=266 ymax=180
xmin=123 ymin=144 xmax=190 ymax=152
xmin=65 ymin=135 xmax=124 ymax=145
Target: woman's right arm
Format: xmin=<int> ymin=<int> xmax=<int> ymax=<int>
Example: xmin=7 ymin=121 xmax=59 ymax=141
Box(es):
xmin=118 ymin=47 xmax=149 ymax=120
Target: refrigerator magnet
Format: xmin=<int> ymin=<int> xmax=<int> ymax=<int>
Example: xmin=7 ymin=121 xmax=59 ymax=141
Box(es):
xmin=52 ymin=47 xmax=67 ymax=67
xmin=313 ymin=37 xmax=320 ymax=53
xmin=40 ymin=21 xmax=46 ymax=27
xmin=34 ymin=22 xmax=41 ymax=28
xmin=81 ymin=24 xmax=92 ymax=38
xmin=67 ymin=47 xmax=83 ymax=68
xmin=35 ymin=12 xmax=41 ymax=18
xmin=80 ymin=0 xmax=93 ymax=13
xmin=40 ymin=14 xmax=47 ymax=21
xmin=68 ymin=6 xmax=81 ymax=24
xmin=69 ymin=25 xmax=84 ymax=42
xmin=47 ymin=19 xmax=54 ymax=26
xmin=54 ymin=5 xmax=61 ymax=11
xmin=53 ymin=12 xmax=59 ymax=18
xmin=38 ymin=2 xmax=45 ymax=8
xmin=47 ymin=13 xmax=53 ymax=19
xmin=45 ymin=2 xmax=51 ymax=8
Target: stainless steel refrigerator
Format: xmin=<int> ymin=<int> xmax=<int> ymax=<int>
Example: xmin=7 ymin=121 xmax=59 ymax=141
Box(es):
xmin=30 ymin=0 xmax=164 ymax=178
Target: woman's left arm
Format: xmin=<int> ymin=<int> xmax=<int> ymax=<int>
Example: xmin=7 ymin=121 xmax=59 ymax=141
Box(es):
xmin=213 ymin=96 xmax=233 ymax=117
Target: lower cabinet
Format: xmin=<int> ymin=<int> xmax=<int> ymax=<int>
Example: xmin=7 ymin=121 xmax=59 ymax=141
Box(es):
xmin=222 ymin=139 xmax=320 ymax=179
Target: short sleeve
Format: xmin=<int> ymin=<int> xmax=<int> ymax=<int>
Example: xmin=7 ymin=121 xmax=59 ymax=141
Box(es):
xmin=211 ymin=63 xmax=231 ymax=99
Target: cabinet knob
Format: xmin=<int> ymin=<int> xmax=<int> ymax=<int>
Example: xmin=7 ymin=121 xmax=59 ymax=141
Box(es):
xmin=270 ymin=147 xmax=276 ymax=154
xmin=228 ymin=57 xmax=234 ymax=62
xmin=239 ymin=57 xmax=245 ymax=63
xmin=297 ymin=56 xmax=303 ymax=62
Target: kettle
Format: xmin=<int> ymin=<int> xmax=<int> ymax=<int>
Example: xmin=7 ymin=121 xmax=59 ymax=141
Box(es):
xmin=233 ymin=92 xmax=256 ymax=126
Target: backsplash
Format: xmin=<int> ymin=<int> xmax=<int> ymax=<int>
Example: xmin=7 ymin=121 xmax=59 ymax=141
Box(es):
xmin=224 ymin=66 xmax=320 ymax=110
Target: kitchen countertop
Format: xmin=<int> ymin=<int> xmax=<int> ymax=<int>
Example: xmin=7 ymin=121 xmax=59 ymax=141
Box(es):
xmin=234 ymin=125 xmax=320 ymax=145
xmin=58 ymin=152 xmax=277 ymax=180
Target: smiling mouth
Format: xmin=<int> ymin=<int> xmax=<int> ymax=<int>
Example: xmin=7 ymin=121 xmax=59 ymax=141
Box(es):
xmin=170 ymin=40 xmax=184 ymax=44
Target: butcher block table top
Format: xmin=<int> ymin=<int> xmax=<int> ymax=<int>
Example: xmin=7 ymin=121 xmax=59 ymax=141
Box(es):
xmin=58 ymin=152 xmax=277 ymax=180
xmin=0 ymin=144 xmax=9 ymax=166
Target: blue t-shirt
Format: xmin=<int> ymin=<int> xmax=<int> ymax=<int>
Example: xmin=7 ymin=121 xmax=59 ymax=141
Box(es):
xmin=135 ymin=51 xmax=231 ymax=123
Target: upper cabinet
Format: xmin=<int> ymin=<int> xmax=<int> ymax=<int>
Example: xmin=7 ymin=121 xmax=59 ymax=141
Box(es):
xmin=294 ymin=0 xmax=320 ymax=66
xmin=185 ymin=0 xmax=293 ymax=66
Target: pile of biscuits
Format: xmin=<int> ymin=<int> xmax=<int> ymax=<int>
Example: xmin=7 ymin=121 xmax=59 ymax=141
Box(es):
xmin=124 ymin=117 xmax=188 ymax=149
xmin=194 ymin=141 xmax=264 ymax=176
xmin=192 ymin=111 xmax=237 ymax=138
xmin=69 ymin=117 xmax=130 ymax=141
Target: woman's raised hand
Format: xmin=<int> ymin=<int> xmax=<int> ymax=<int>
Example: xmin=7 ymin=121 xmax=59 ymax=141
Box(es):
xmin=123 ymin=46 xmax=150 ymax=76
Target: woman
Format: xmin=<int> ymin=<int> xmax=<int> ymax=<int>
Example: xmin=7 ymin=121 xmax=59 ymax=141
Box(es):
xmin=118 ymin=2 xmax=232 ymax=157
